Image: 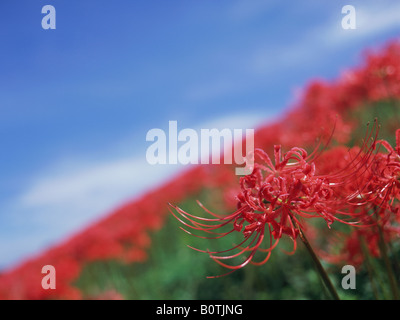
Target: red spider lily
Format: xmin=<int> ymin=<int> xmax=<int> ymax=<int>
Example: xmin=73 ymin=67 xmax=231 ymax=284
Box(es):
xmin=347 ymin=128 xmax=400 ymax=227
xmin=317 ymin=129 xmax=400 ymax=272
xmin=364 ymin=130 xmax=400 ymax=235
xmin=372 ymin=129 xmax=400 ymax=208
xmin=170 ymin=124 xmax=379 ymax=277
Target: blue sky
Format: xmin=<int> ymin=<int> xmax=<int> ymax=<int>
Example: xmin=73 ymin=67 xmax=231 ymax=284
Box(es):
xmin=1 ymin=0 xmax=400 ymax=269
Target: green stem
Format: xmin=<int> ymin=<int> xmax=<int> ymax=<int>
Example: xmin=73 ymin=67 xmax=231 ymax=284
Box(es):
xmin=377 ymin=225 xmax=399 ymax=300
xmin=387 ymin=238 xmax=400 ymax=286
xmin=360 ymin=237 xmax=381 ymax=300
xmin=293 ymin=219 xmax=340 ymax=300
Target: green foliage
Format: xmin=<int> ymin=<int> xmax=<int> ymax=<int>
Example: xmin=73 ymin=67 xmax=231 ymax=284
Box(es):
xmin=347 ymin=99 xmax=400 ymax=147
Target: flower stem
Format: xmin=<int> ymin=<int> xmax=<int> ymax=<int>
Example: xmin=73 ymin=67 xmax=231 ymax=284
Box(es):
xmin=360 ymin=237 xmax=381 ymax=300
xmin=293 ymin=219 xmax=340 ymax=300
xmin=376 ymin=225 xmax=399 ymax=300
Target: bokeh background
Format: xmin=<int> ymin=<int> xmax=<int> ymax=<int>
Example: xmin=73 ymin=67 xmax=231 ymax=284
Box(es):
xmin=0 ymin=0 xmax=400 ymax=299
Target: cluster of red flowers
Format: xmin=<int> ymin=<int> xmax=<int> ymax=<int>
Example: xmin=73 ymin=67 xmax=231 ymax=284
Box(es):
xmin=1 ymin=40 xmax=399 ymax=299
xmin=320 ymin=129 xmax=400 ymax=267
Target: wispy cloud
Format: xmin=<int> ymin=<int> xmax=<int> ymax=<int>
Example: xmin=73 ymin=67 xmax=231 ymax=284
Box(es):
xmin=248 ymin=1 xmax=400 ymax=77
xmin=360 ymin=2 xmax=400 ymax=35
xmin=321 ymin=1 xmax=400 ymax=47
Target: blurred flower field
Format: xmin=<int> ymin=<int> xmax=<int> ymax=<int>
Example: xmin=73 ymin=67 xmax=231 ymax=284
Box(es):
xmin=1 ymin=40 xmax=400 ymax=300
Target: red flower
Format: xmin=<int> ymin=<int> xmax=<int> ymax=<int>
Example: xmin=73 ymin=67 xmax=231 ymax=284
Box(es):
xmin=317 ymin=128 xmax=400 ymax=268
xmin=170 ymin=128 xmax=378 ymax=276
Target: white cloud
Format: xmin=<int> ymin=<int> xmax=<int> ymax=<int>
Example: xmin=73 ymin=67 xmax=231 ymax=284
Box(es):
xmin=22 ymin=157 xmax=151 ymax=208
xmin=319 ymin=2 xmax=400 ymax=47
xmin=248 ymin=2 xmax=400 ymax=77
xmin=355 ymin=2 xmax=400 ymax=36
